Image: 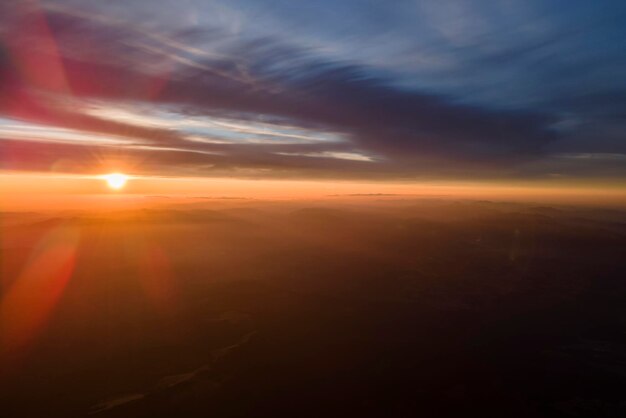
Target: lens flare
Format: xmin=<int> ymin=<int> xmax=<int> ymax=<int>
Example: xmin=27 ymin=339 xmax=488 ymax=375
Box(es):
xmin=1 ymin=225 xmax=79 ymax=359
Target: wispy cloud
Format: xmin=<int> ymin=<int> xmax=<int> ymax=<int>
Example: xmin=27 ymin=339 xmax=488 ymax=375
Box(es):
xmin=0 ymin=0 xmax=625 ymax=181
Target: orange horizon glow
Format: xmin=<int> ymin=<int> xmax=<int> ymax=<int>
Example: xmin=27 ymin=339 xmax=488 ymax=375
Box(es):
xmin=1 ymin=171 xmax=626 ymax=211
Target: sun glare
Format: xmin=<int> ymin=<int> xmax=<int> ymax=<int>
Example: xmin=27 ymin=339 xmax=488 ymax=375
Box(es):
xmin=103 ymin=173 xmax=128 ymax=190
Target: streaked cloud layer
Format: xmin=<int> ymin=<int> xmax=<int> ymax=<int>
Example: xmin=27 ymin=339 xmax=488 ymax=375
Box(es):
xmin=0 ymin=0 xmax=625 ymax=180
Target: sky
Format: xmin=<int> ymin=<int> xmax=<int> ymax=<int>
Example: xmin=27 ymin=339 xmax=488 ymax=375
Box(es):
xmin=1 ymin=0 xmax=626 ymax=201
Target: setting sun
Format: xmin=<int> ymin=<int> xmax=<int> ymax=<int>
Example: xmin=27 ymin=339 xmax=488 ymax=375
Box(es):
xmin=2 ymin=1 xmax=626 ymax=416
xmin=102 ymin=173 xmax=128 ymax=190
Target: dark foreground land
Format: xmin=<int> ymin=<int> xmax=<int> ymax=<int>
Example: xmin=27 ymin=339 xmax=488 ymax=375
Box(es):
xmin=1 ymin=198 xmax=626 ymax=417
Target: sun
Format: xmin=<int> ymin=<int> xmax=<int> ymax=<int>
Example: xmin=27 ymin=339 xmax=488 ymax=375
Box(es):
xmin=102 ymin=173 xmax=128 ymax=190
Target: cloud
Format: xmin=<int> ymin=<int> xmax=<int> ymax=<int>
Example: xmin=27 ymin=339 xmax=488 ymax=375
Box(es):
xmin=0 ymin=1 xmax=624 ymax=181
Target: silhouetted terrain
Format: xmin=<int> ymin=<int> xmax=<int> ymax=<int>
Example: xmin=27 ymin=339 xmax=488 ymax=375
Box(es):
xmin=1 ymin=199 xmax=626 ymax=417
